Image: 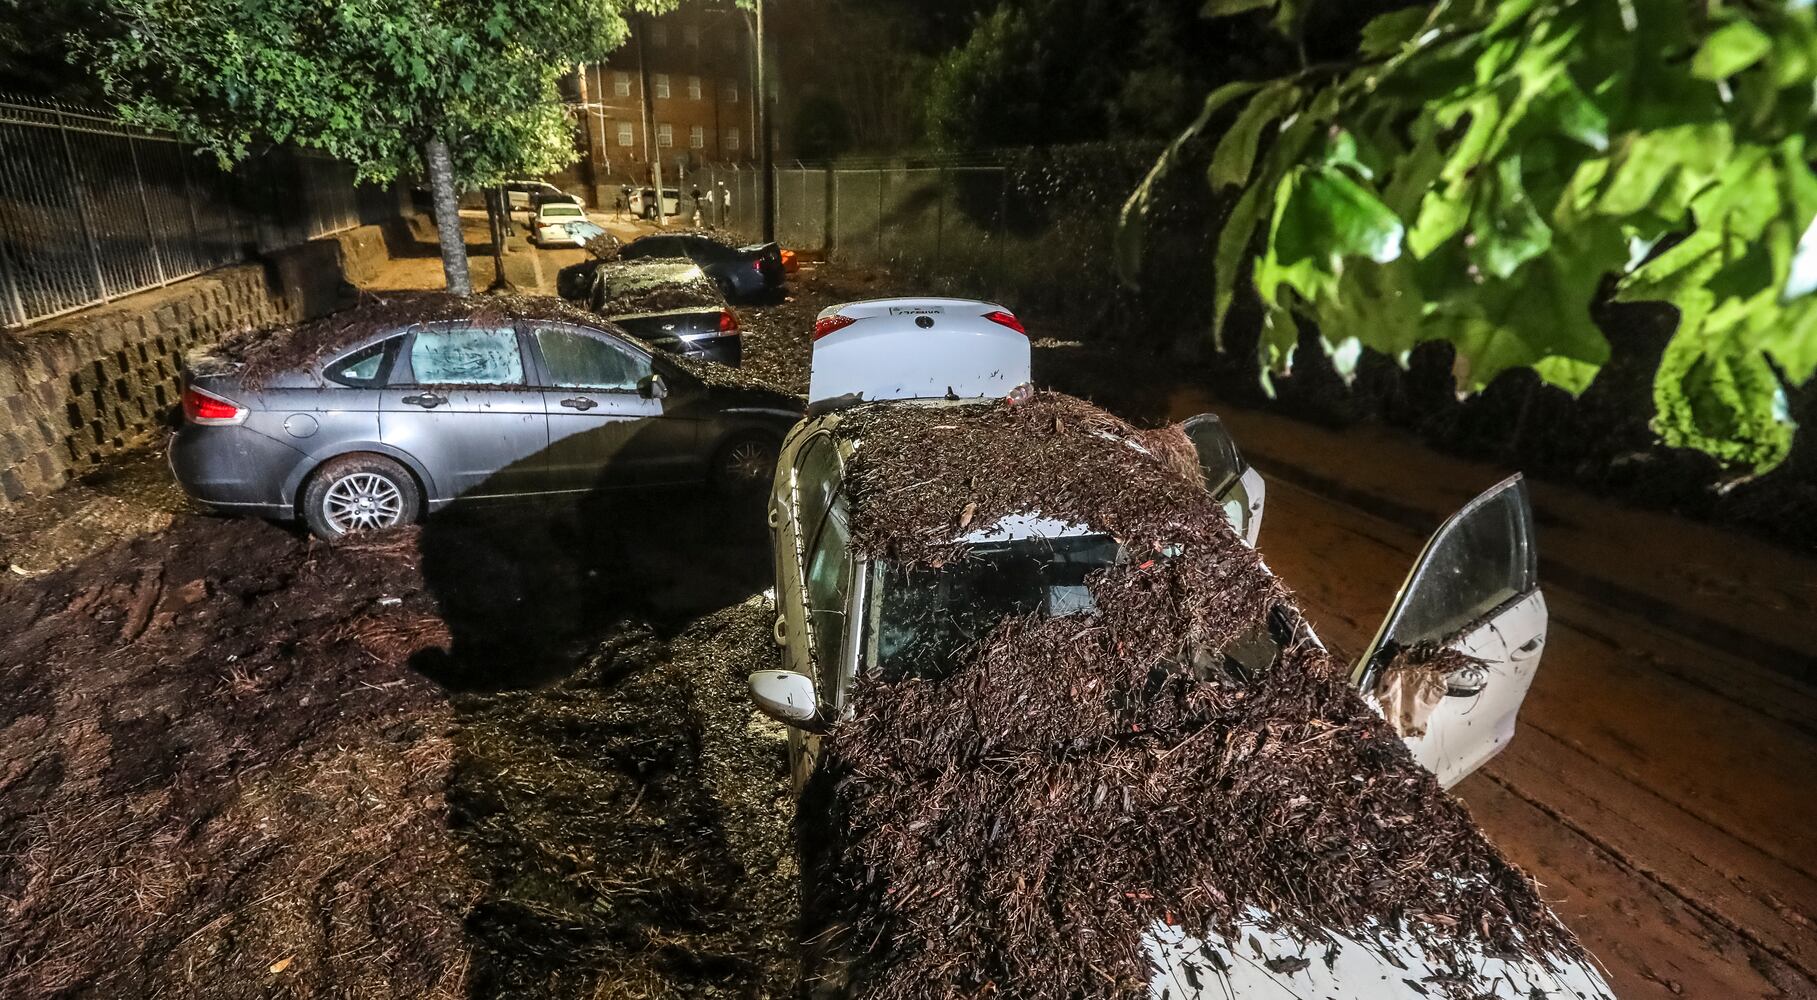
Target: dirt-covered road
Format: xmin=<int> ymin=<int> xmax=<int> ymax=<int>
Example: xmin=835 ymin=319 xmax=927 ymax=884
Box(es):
xmin=0 ymin=256 xmax=1810 ymax=999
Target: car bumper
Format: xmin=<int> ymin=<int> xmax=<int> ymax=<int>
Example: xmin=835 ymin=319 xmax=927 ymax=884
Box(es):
xmin=680 ymin=336 xmax=742 ymax=367
xmin=168 ymin=424 xmax=308 ymax=517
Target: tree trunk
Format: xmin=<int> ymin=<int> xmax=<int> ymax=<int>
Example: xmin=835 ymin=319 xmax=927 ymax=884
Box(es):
xmin=637 ymin=15 xmax=665 ymax=228
xmin=485 ymin=186 xmax=513 ymax=292
xmin=424 ymin=137 xmax=471 ymax=294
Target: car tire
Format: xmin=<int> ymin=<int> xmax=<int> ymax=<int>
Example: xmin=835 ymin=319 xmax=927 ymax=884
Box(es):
xmin=711 ymin=434 xmax=779 ymax=495
xmin=301 ymin=454 xmax=422 ymax=541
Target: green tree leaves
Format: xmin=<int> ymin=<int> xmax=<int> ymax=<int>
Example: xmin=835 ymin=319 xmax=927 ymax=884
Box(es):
xmin=1150 ymin=0 xmax=1817 ymax=471
xmin=78 ymin=0 xmax=650 ymax=188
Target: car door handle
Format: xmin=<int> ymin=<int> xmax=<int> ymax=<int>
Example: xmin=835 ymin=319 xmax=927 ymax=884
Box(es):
xmin=402 ymin=393 xmax=445 ymax=409
xmin=1510 ymin=636 xmax=1543 ymax=660
xmin=1445 ymin=663 xmax=1490 ymax=697
xmin=560 ymin=396 xmax=598 ymax=411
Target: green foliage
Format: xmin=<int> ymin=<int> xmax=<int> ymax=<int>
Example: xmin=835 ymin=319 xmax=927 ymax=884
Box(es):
xmin=76 ymin=0 xmax=665 ymax=187
xmin=1124 ymin=0 xmax=1817 ymax=471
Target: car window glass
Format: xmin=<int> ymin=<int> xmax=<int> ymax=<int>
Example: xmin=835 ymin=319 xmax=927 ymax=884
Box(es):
xmin=805 ymin=504 xmax=852 ymax=689
xmin=325 ymin=337 xmax=395 ymax=387
xmin=533 ymin=325 xmax=649 ymax=389
xmin=408 ymin=326 xmax=523 ymax=385
xmin=1183 ymin=413 xmax=1243 ymax=496
xmin=1386 ymin=481 xmax=1535 ymax=646
xmin=871 ymin=535 xmax=1121 ymax=683
xmin=793 ymin=436 xmax=841 ymax=546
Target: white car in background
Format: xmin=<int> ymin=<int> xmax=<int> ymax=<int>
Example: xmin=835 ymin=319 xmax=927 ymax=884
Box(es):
xmin=745 ymin=297 xmax=1615 ymax=1000
xmin=530 ymin=202 xmax=592 ymax=247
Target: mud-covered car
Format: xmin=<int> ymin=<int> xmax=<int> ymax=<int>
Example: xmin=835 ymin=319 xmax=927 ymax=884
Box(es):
xmin=557 ymin=258 xmax=745 ymax=366
xmin=743 ymin=298 xmax=1614 ymax=1000
xmin=169 ymin=294 xmax=800 ymax=540
xmin=619 ymin=232 xmax=785 ymax=302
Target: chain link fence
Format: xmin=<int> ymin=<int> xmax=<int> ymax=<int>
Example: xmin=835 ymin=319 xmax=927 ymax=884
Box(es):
xmin=0 ymin=96 xmax=401 ymax=329
xmin=694 ymin=145 xmax=1207 ymax=330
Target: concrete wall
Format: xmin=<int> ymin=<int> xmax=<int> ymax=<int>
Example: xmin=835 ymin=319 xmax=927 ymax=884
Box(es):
xmin=0 ymin=224 xmax=397 ymax=513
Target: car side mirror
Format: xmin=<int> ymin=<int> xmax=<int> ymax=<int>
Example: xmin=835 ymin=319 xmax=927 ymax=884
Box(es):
xmin=638 ymin=373 xmax=668 ymax=400
xmin=747 ymin=670 xmax=827 ymax=732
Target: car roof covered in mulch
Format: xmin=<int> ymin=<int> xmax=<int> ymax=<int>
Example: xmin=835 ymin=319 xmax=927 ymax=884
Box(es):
xmin=215 ymin=291 xmax=607 ymax=384
xmin=798 ymin=391 xmax=1582 ymax=1000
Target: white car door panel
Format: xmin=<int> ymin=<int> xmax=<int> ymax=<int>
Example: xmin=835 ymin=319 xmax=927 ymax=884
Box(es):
xmin=1356 ymin=475 xmax=1545 ymax=788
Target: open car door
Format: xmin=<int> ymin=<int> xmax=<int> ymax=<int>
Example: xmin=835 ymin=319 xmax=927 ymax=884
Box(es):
xmin=1181 ymin=413 xmax=1265 ymax=546
xmin=1353 ymin=475 xmax=1545 ymax=789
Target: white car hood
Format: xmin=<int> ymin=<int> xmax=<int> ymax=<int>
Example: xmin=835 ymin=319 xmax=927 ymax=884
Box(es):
xmin=1145 ymin=906 xmax=1614 ymax=1000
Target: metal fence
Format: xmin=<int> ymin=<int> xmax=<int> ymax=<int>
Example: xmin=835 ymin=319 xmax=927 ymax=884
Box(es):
xmin=694 ymin=145 xmax=1198 ymax=328
xmin=0 ymin=96 xmax=400 ymax=328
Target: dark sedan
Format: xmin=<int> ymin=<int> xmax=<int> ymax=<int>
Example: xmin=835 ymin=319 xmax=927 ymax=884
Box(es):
xmin=619 ymin=233 xmax=785 ymax=302
xmin=558 ymin=258 xmax=743 ymax=367
xmin=170 ymin=297 xmax=801 ymax=540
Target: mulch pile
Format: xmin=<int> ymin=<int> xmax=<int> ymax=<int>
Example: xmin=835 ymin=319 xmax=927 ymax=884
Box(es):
xmin=0 ymin=517 xmax=473 ymax=999
xmin=594 ymin=260 xmax=727 ymax=316
xmin=452 ymin=601 xmax=797 ymax=999
xmin=799 ymin=392 xmax=1581 ymax=999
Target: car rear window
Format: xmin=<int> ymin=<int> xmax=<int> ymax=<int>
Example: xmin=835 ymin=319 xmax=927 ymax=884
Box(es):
xmin=543 ymin=205 xmax=584 ymax=218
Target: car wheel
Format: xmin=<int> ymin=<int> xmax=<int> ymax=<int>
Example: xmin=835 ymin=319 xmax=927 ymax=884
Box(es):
xmin=301 ymin=454 xmax=421 ymax=541
xmin=712 ymin=434 xmax=778 ymax=495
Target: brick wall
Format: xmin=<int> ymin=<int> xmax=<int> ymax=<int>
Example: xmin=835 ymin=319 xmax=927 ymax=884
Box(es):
xmin=0 ymin=223 xmax=399 ymax=514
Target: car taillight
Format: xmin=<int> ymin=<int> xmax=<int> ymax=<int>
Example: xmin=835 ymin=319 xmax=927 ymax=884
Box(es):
xmin=752 ymin=258 xmax=764 ymax=272
xmin=983 ymin=310 xmax=1026 ymax=335
xmin=718 ymin=309 xmax=740 ymax=333
xmin=182 ymin=384 xmax=244 ymax=424
xmin=812 ymin=314 xmax=856 ymax=340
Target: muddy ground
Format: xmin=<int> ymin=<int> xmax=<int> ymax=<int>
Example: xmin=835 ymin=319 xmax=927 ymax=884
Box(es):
xmin=0 ymin=258 xmax=1812 ymax=999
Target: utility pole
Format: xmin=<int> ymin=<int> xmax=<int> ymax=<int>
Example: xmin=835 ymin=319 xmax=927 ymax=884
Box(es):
xmin=637 ymin=13 xmax=666 ymax=228
xmin=756 ymin=0 xmax=775 ymax=242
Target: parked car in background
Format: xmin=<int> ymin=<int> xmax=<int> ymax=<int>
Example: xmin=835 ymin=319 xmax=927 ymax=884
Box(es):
xmin=169 ymin=296 xmax=800 ymax=540
xmin=504 ymin=180 xmax=577 ymax=215
xmin=620 ymin=232 xmax=785 ymax=302
xmin=530 ymin=203 xmax=592 ymax=247
xmin=630 ymin=187 xmax=681 ymax=219
xmin=564 ymin=258 xmax=743 ymax=367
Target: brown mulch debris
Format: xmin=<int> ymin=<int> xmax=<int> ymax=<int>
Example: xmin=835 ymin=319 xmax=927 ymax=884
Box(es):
xmin=218 ymin=291 xmax=608 ymax=387
xmin=0 ymin=518 xmax=472 ymax=999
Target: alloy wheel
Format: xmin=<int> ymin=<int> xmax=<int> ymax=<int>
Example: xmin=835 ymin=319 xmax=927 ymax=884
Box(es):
xmin=321 ymin=472 xmax=405 ymax=533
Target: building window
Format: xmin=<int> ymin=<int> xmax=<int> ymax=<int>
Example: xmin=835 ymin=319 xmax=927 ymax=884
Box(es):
xmin=616 ymin=121 xmax=634 ymax=147
xmin=651 ymin=23 xmax=668 ymax=46
xmin=687 ymin=75 xmax=702 ymax=100
xmin=723 ymin=127 xmax=740 ymax=151
xmin=689 ymin=125 xmax=705 ymax=149
xmin=721 ymin=81 xmax=739 ymax=103
xmin=613 ymin=71 xmax=631 ymax=97
xmin=653 ymin=73 xmax=670 ymax=99
xmin=684 ymin=24 xmax=700 ymax=46
xmin=657 ymin=123 xmax=674 ymax=147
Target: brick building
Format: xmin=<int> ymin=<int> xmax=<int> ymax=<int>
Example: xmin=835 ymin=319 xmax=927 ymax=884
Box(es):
xmin=559 ymin=4 xmax=759 ymax=206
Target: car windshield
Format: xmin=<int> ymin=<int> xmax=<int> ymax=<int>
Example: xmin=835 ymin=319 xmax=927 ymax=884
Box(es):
xmin=869 ymin=534 xmax=1121 ymax=682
